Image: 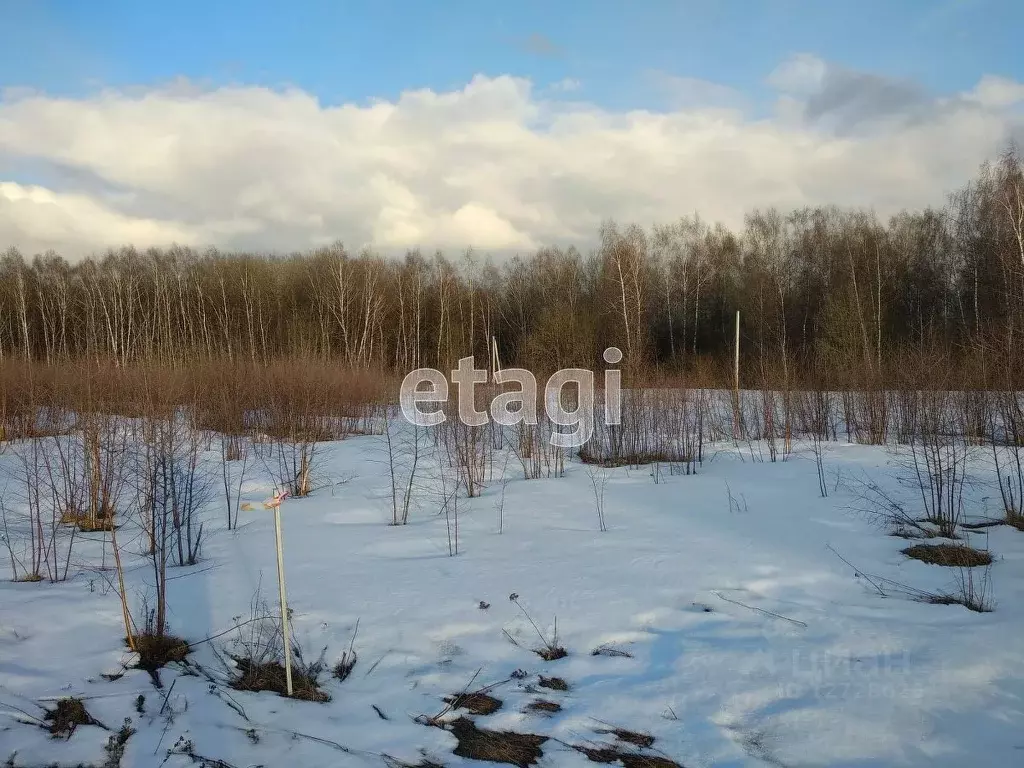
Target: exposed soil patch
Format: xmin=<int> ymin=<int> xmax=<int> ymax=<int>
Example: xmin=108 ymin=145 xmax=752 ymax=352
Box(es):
xmin=525 ymin=699 xmax=562 ymax=714
xmin=230 ymin=657 xmax=331 ymax=702
xmin=45 ymin=697 xmax=102 ymax=739
xmin=448 ymin=716 xmax=547 ymax=767
xmin=538 ymin=676 xmax=569 ymax=691
xmin=444 ymin=691 xmax=503 ymax=716
xmin=902 ymin=543 xmax=992 ymax=567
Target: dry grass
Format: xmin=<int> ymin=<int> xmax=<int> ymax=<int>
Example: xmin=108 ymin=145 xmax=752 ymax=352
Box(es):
xmin=44 ymin=697 xmax=100 ymax=739
xmin=596 ymin=727 xmax=655 ymax=749
xmin=333 ymin=651 xmax=357 ymax=682
xmin=61 ymin=510 xmax=116 ymax=532
xmin=572 ymin=744 xmax=682 ymax=767
xmin=1005 ymin=513 xmax=1024 ymax=532
xmin=901 ymin=543 xmax=993 ymax=567
xmin=448 ymin=716 xmax=547 ymax=767
xmin=130 ymin=633 xmax=190 ymax=670
xmin=537 ymin=676 xmax=569 ymax=691
xmin=525 ymin=699 xmax=562 ymax=714
xmin=535 ymin=645 xmax=568 ymax=661
xmin=230 ymin=656 xmax=331 ymax=702
xmin=444 ymin=691 xmax=503 ymax=716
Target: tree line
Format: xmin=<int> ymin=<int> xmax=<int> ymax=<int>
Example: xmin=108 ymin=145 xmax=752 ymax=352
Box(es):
xmin=1 ymin=147 xmax=1022 ymax=387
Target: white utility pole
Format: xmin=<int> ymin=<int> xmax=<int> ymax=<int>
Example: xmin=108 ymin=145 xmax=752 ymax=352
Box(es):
xmin=271 ymin=494 xmax=293 ymax=696
xmin=734 ymin=310 xmax=740 ymax=394
xmin=733 ymin=310 xmax=741 ymax=440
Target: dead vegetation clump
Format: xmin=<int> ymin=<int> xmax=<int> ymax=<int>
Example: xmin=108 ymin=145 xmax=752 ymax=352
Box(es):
xmin=443 ymin=691 xmax=503 ymax=716
xmin=221 ymin=589 xmax=330 ymax=701
xmin=333 ymin=620 xmax=359 ymax=682
xmin=901 ymin=543 xmax=993 ymax=567
xmin=1004 ymin=513 xmax=1024 ymax=532
xmin=44 ymin=697 xmax=101 ymax=739
xmin=506 ymin=593 xmax=568 ymax=661
xmin=333 ymin=651 xmax=357 ymax=683
xmin=61 ymin=509 xmax=116 ymax=532
xmin=230 ymin=655 xmax=331 ymax=702
xmin=525 ymin=699 xmax=561 ymax=714
xmin=572 ymin=744 xmax=682 ymax=768
xmin=537 ymin=676 xmax=569 ymax=691
xmin=535 ymin=645 xmax=568 ymax=661
xmin=596 ymin=727 xmax=655 ymax=749
xmin=448 ymin=716 xmax=547 ymax=767
xmin=102 ymin=719 xmax=136 ymax=768
xmin=130 ymin=633 xmax=190 ymax=671
xmin=572 ymin=727 xmax=681 ymax=767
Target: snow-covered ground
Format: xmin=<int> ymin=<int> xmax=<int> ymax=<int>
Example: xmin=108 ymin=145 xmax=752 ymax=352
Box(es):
xmin=2 ymin=425 xmax=1024 ymax=767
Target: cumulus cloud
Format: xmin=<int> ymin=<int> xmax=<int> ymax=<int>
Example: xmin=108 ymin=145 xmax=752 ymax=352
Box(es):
xmin=0 ymin=58 xmax=1022 ymax=259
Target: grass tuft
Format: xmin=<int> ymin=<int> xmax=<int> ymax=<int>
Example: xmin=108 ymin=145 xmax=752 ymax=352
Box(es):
xmin=130 ymin=633 xmax=189 ymax=671
xmin=537 ymin=676 xmax=569 ymax=691
xmin=444 ymin=692 xmax=503 ymax=716
xmin=901 ymin=543 xmax=992 ymax=567
xmin=448 ymin=716 xmax=547 ymax=767
xmin=525 ymin=699 xmax=562 ymax=714
xmin=44 ymin=697 xmax=100 ymax=740
xmin=230 ymin=656 xmax=331 ymax=702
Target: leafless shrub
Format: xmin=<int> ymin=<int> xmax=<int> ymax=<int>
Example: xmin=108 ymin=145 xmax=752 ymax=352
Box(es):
xmin=439 ymin=412 xmax=490 ymax=499
xmin=588 ymin=465 xmax=610 ymax=532
xmin=843 ymin=469 xmax=935 ymax=537
xmin=220 ymin=433 xmax=250 ymax=531
xmin=384 ymin=409 xmax=423 ymax=525
xmin=3 ymin=436 xmax=77 ymax=582
xmin=507 ymin=593 xmax=567 ymax=661
xmin=902 ymin=390 xmax=972 ymax=538
xmin=991 ymin=388 xmax=1024 ymax=526
xmin=333 ymin=619 xmax=359 ymax=683
xmin=222 ymin=588 xmax=330 ymax=701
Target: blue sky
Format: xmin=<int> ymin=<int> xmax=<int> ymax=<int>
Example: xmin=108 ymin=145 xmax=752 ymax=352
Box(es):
xmin=2 ymin=1 xmax=1023 ymax=258
xmin=2 ymin=0 xmax=1021 ymax=110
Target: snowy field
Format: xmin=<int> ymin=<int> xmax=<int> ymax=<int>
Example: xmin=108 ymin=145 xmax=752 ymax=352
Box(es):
xmin=2 ymin=418 xmax=1024 ymax=767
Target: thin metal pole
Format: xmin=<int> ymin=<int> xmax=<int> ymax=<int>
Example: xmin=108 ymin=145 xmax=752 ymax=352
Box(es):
xmin=273 ymin=503 xmax=293 ymax=696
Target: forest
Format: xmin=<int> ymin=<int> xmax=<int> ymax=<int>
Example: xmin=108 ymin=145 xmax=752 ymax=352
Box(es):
xmin=0 ymin=147 xmax=1022 ymax=393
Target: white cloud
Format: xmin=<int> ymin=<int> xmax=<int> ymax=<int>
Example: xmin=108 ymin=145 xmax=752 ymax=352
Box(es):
xmin=0 ymin=65 xmax=1022 ymax=259
xmin=968 ymin=75 xmax=1024 ymax=108
xmin=768 ymin=53 xmax=828 ymax=95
